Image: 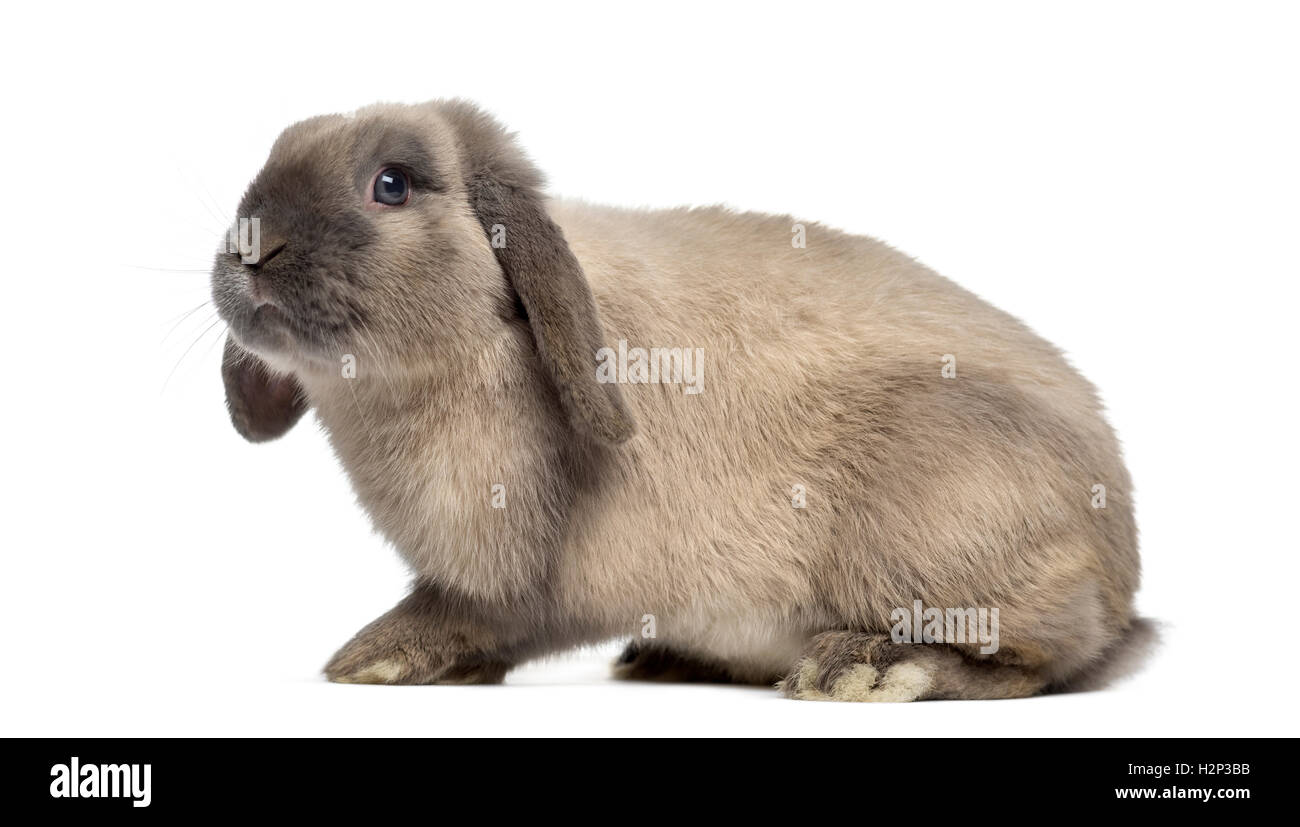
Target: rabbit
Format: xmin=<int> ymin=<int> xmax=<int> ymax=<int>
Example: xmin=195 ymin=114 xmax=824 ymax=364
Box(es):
xmin=210 ymin=99 xmax=1150 ymax=701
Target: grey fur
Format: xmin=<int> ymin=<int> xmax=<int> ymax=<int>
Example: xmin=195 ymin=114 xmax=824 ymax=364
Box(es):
xmin=210 ymin=99 xmax=1149 ymax=701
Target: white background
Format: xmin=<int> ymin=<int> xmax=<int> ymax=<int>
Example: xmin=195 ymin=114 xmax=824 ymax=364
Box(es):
xmin=1 ymin=0 xmax=1296 ymax=736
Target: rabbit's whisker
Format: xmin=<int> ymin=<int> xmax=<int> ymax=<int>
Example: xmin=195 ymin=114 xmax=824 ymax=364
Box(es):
xmin=162 ymin=315 xmax=227 ymax=393
xmin=122 ymin=263 xmax=215 ymax=274
xmin=355 ymin=327 xmax=399 ymax=398
xmin=174 ymin=162 xmax=235 ymax=231
xmin=342 ymin=374 xmax=380 ymax=450
xmin=163 ymin=301 xmax=216 ymax=343
xmin=165 ymin=309 xmax=221 ymax=350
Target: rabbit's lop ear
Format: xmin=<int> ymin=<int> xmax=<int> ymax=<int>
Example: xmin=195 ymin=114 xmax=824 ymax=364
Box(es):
xmin=444 ymin=103 xmax=636 ymax=445
xmin=221 ymin=335 xmax=308 ymax=442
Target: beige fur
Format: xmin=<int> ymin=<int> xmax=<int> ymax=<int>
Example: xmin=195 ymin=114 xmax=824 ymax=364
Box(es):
xmin=211 ymin=101 xmax=1143 ymax=699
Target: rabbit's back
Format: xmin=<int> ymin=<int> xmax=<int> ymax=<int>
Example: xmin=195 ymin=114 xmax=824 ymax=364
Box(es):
xmin=551 ymin=201 xmax=1139 ymax=680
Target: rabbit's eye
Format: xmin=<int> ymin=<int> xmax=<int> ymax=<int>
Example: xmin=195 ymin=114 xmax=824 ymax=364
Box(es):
xmin=373 ymin=168 xmax=409 ymax=206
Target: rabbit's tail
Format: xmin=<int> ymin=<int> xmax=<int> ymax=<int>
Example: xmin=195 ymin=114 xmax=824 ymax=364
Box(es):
xmin=1051 ymin=616 xmax=1162 ymax=694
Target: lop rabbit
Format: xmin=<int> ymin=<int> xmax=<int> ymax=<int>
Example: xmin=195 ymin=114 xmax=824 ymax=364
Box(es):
xmin=211 ymin=100 xmax=1148 ymax=700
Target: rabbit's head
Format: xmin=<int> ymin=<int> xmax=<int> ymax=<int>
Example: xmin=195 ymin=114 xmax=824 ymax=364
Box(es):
xmin=211 ymin=100 xmax=635 ymax=444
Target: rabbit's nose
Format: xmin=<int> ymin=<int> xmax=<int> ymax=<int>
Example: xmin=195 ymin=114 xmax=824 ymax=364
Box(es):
xmin=225 ymin=218 xmax=286 ymax=267
xmin=243 ymin=241 xmax=286 ymax=269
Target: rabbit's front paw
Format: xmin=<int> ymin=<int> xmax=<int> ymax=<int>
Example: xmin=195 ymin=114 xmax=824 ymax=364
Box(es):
xmin=324 ymin=647 xmax=409 ymax=684
xmin=323 ymin=631 xmax=427 ymax=684
xmin=324 ymin=606 xmax=509 ymax=685
xmin=325 ymin=632 xmax=508 ymax=685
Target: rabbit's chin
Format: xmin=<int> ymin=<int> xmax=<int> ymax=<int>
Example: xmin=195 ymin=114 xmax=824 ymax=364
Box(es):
xmin=227 ymin=307 xmax=319 ymax=372
xmin=233 ymin=303 xmax=289 ymax=345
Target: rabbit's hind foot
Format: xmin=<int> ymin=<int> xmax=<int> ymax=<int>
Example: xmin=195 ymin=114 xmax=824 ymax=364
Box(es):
xmin=612 ymin=641 xmax=746 ymax=684
xmin=778 ymin=631 xmax=1047 ymax=702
